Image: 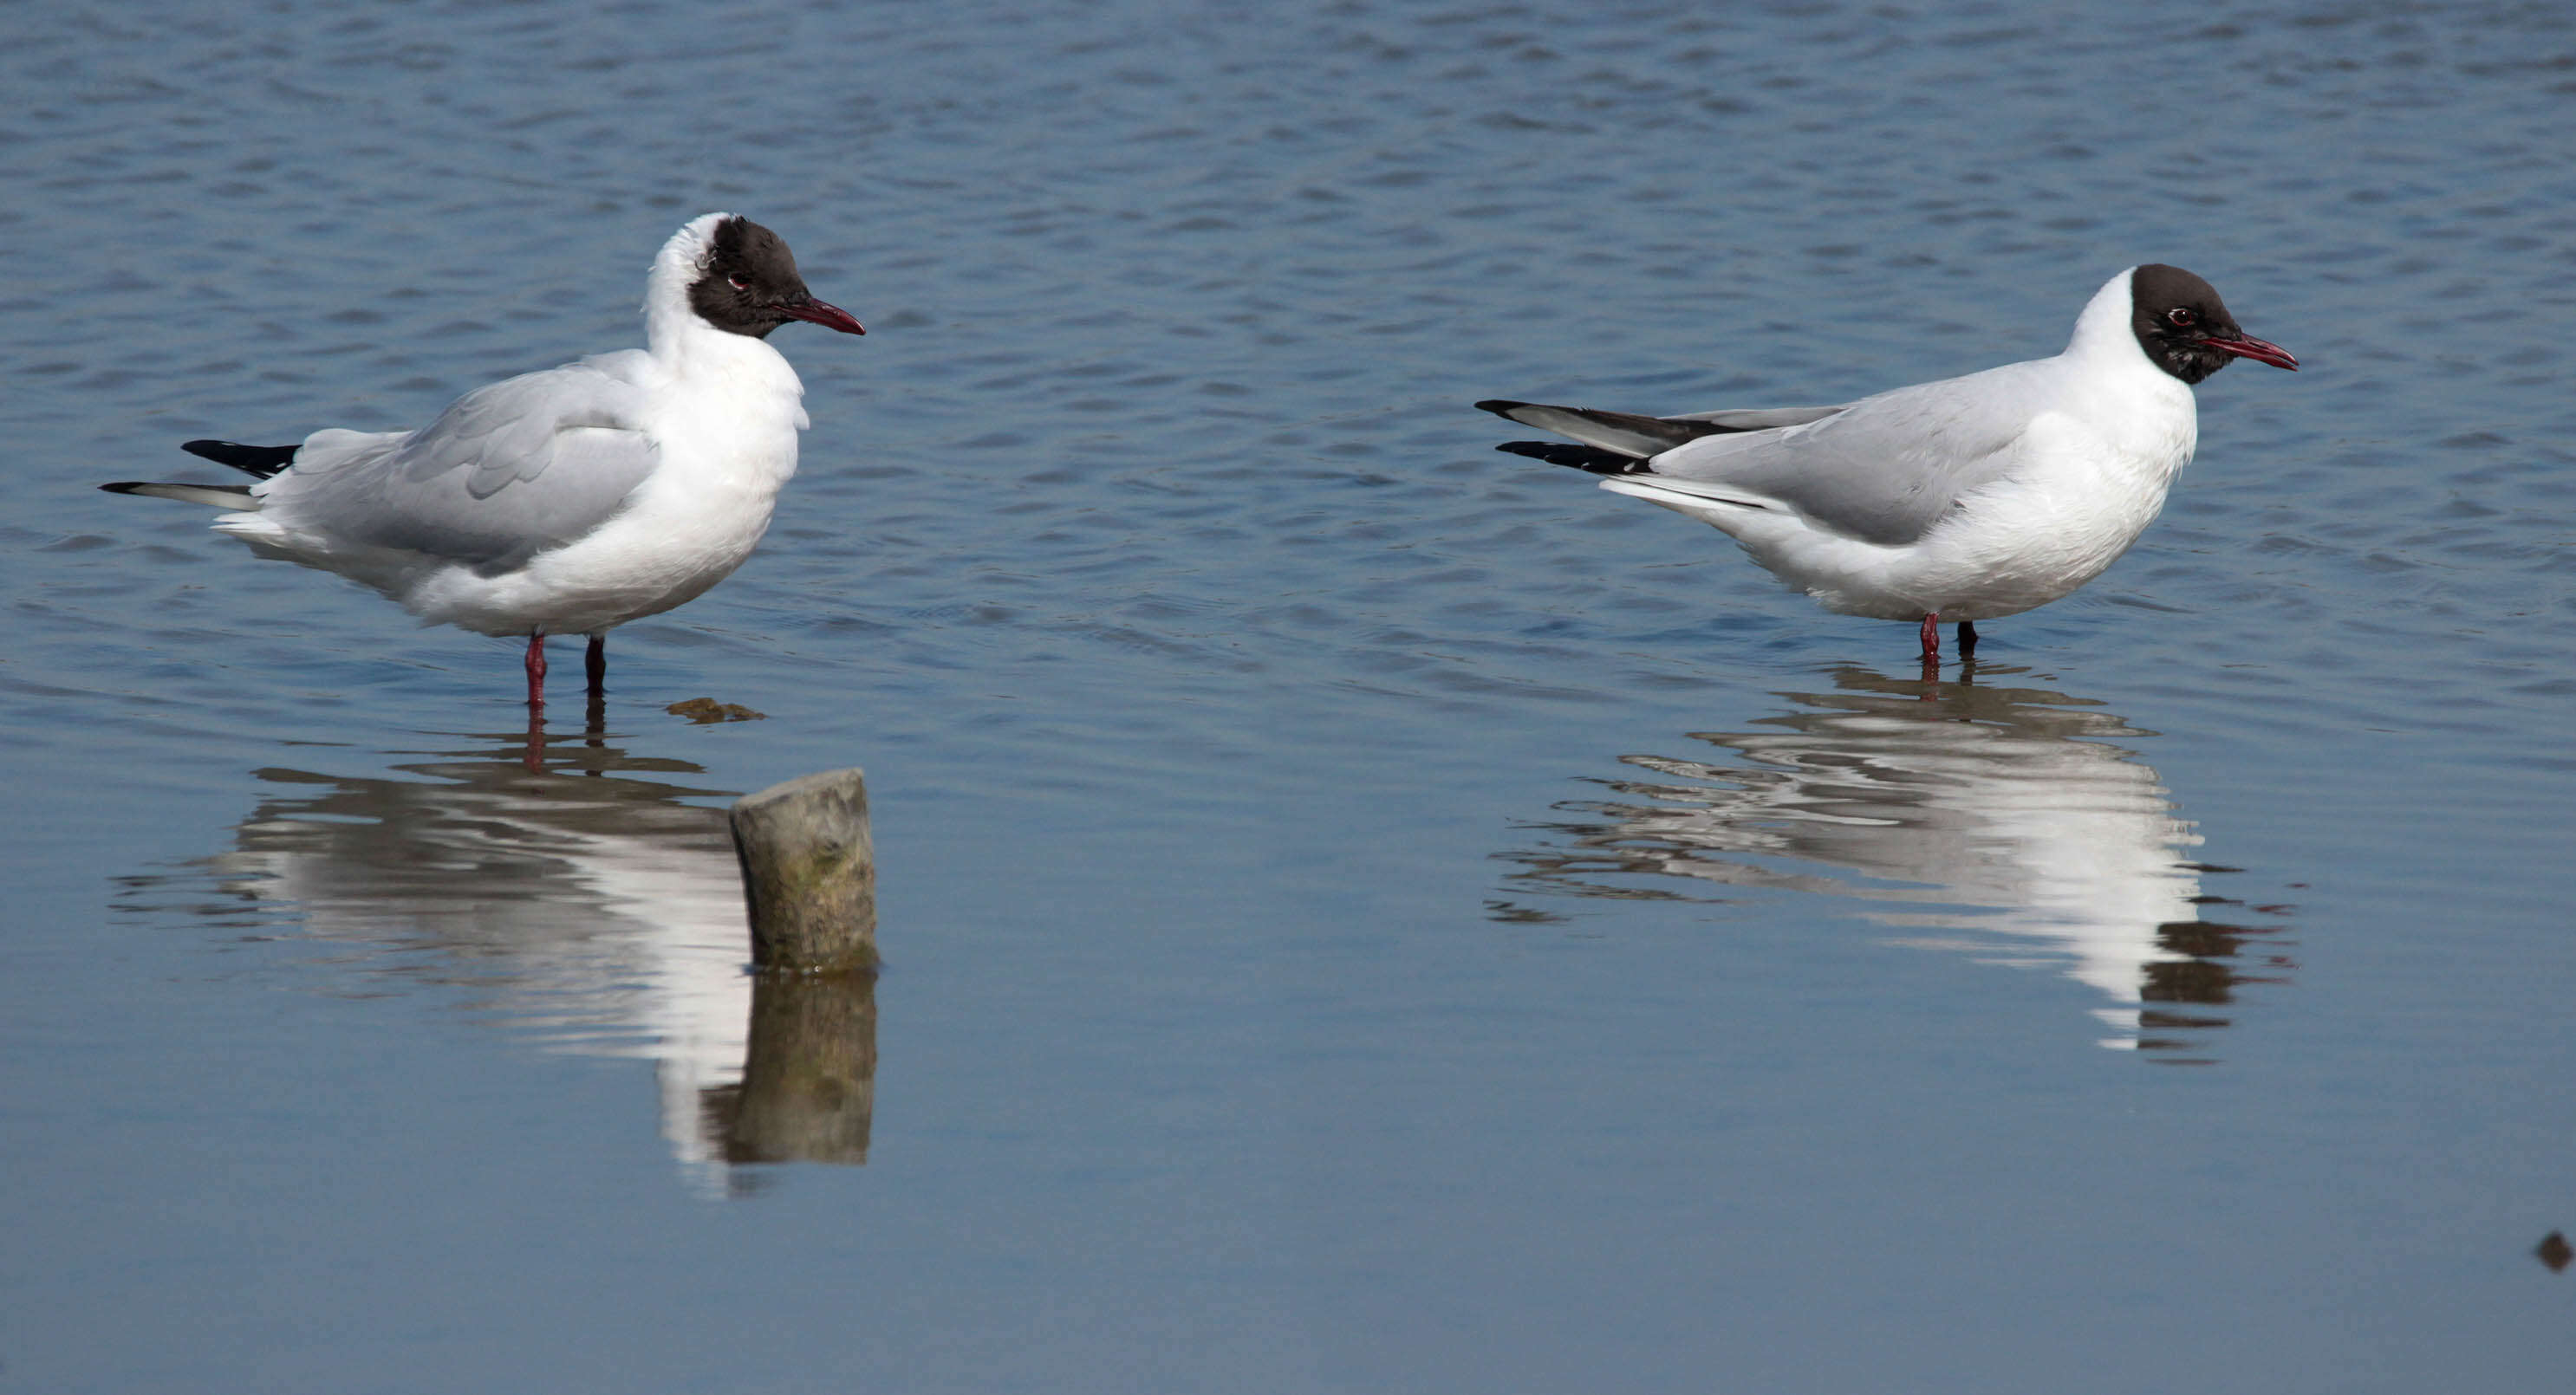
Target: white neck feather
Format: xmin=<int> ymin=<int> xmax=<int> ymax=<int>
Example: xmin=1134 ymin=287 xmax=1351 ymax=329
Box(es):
xmin=642 ymin=211 xmax=733 ymax=359
xmin=2062 ymin=267 xmax=2141 ymax=364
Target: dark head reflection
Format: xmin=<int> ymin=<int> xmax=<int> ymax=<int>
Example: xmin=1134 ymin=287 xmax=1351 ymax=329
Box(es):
xmin=1498 ymin=663 xmax=2294 ymax=1061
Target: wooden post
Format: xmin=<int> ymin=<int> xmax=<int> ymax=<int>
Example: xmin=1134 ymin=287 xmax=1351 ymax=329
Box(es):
xmin=729 ymin=768 xmax=876 ymax=972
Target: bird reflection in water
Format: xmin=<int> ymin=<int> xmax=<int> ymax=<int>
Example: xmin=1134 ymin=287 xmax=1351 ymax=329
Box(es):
xmin=118 ymin=698 xmax=873 ymax=1194
xmin=1496 ymin=661 xmax=2294 ymax=1061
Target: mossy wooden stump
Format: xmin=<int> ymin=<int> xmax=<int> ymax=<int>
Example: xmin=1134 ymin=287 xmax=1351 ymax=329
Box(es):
xmin=729 ymin=768 xmax=877 ymax=973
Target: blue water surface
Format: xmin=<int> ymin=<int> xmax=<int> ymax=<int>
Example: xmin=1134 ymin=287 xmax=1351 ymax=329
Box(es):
xmin=4 ymin=1 xmax=2574 ymax=1392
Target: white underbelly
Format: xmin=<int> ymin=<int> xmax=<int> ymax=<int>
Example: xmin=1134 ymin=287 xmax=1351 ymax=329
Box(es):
xmin=1621 ymin=454 xmax=2181 ymax=622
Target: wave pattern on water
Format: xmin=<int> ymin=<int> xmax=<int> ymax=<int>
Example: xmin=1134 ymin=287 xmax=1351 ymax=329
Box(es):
xmin=10 ymin=3 xmax=2576 ymax=1386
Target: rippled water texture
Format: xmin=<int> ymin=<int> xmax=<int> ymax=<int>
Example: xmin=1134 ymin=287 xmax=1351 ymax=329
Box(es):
xmin=7 ymin=1 xmax=2576 ymax=1391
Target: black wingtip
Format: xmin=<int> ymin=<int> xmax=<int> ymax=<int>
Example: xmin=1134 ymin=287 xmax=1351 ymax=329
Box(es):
xmin=99 ymin=481 xmax=151 ymax=495
xmin=1495 ymin=440 xmax=1654 ymax=476
xmin=181 ymin=438 xmax=297 ymax=478
xmin=1473 ymin=399 xmax=1532 ymax=418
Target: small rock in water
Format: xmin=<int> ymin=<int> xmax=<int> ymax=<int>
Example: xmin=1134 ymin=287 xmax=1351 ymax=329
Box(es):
xmin=667 ymin=697 xmax=767 ymax=723
xmin=2539 ymin=1231 xmax=2573 ymax=1273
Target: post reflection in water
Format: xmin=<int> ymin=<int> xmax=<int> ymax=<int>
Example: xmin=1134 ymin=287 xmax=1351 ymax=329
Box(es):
xmin=1497 ymin=663 xmax=2295 ymax=1061
xmin=133 ymin=701 xmax=875 ymax=1193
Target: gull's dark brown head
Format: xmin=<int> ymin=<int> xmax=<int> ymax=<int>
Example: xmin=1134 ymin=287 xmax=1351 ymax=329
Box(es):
xmin=686 ymin=217 xmax=865 ymax=340
xmin=2129 ymin=263 xmax=2295 ymax=384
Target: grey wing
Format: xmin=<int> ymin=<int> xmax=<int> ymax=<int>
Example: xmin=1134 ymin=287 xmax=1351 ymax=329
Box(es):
xmin=1479 ymin=399 xmax=1850 ymax=457
xmin=1662 ymin=405 xmax=1847 ymax=431
xmin=1642 ymin=373 xmax=2039 ymax=547
xmin=288 ymin=359 xmax=662 ymax=574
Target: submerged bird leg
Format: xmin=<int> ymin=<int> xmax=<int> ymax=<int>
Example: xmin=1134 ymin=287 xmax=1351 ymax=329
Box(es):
xmin=584 ymin=634 xmax=607 ymax=696
xmin=1917 ymin=613 xmax=1942 ymax=661
xmin=524 ymin=632 xmax=548 ymax=710
xmin=1957 ymin=620 xmax=1978 ymax=658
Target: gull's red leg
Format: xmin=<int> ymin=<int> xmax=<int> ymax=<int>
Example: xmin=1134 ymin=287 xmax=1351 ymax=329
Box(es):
xmin=524 ymin=633 xmax=548 ymax=710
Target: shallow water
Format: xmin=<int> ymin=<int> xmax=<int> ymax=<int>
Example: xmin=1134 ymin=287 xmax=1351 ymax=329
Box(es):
xmin=8 ymin=0 xmax=2576 ymax=1391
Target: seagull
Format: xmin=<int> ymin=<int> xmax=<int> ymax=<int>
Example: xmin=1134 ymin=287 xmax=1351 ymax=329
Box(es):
xmin=1476 ymin=264 xmax=2295 ymax=661
xmin=102 ymin=213 xmax=865 ymax=709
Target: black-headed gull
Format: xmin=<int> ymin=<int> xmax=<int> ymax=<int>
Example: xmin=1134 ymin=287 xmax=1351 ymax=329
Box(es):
xmin=103 ymin=213 xmax=864 ymax=708
xmin=1477 ymin=264 xmax=2295 ymax=661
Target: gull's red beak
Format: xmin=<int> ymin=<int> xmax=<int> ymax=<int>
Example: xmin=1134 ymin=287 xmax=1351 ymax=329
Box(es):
xmin=2202 ymin=333 xmax=2296 ymax=371
xmin=778 ymin=296 xmax=866 ymax=335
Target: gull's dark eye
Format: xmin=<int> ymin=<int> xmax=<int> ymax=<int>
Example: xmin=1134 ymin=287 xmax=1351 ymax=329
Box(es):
xmin=2166 ymin=306 xmax=2198 ymax=328
xmin=729 ymin=273 xmax=751 ymax=291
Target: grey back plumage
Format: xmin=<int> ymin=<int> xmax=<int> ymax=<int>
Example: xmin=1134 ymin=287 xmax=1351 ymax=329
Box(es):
xmin=281 ymin=354 xmax=663 ymax=574
xmin=1610 ymin=359 xmax=2057 ymax=547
